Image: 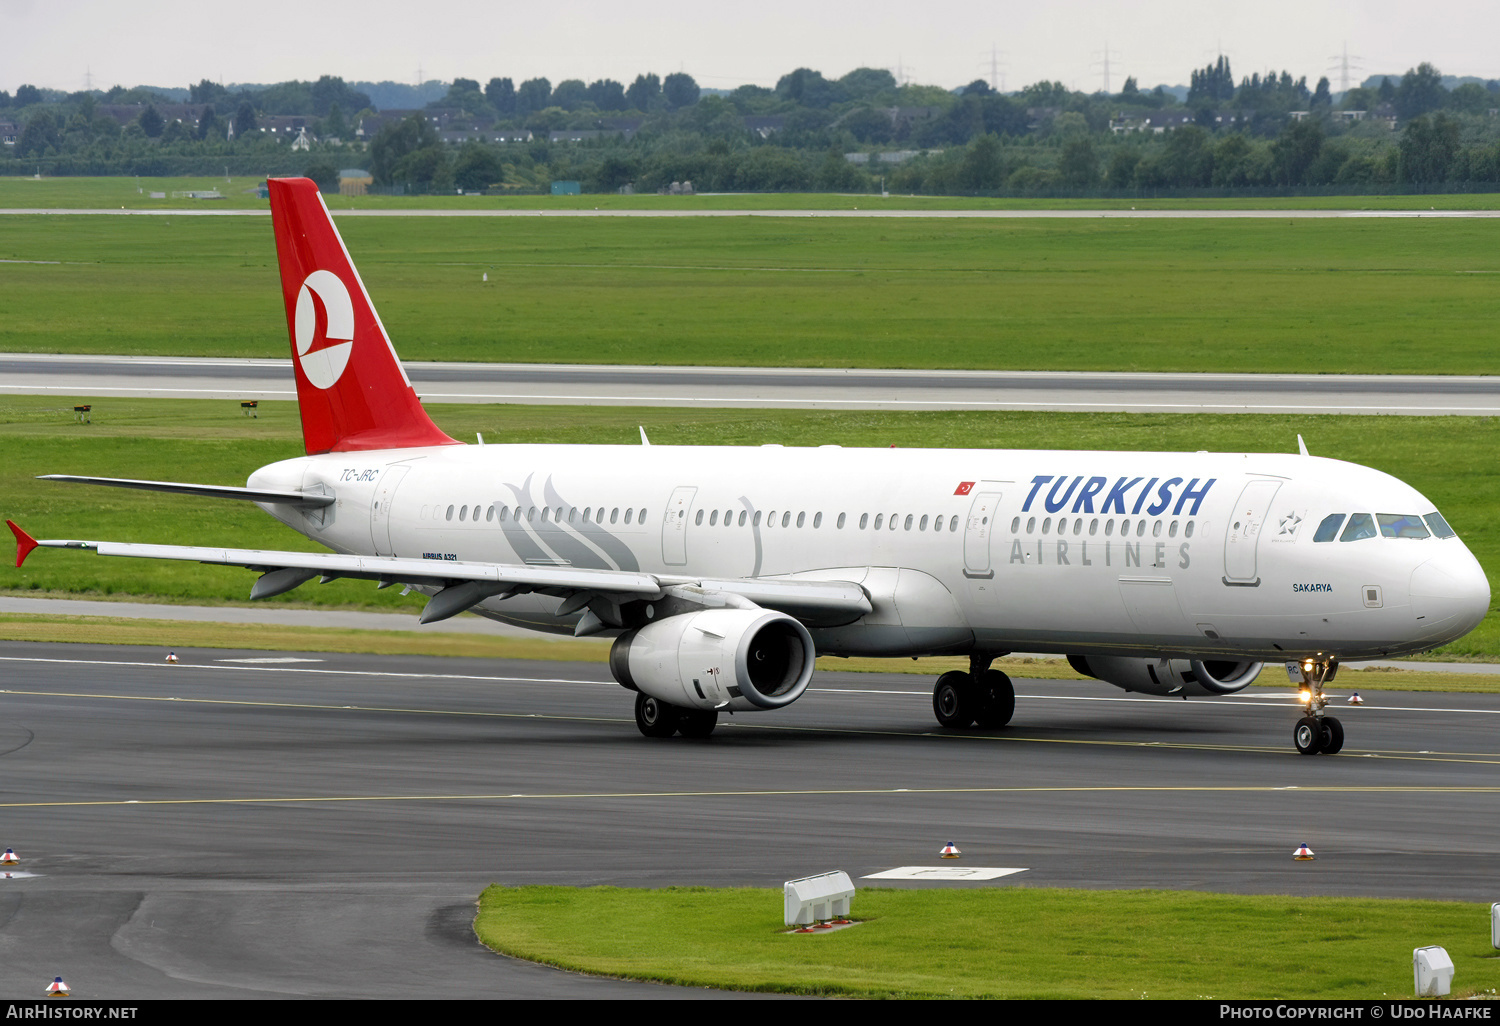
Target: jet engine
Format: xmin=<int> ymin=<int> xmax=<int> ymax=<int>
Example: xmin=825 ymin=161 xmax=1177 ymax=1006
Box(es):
xmin=1067 ymin=655 xmax=1262 ymax=697
xmin=610 ymin=608 xmax=816 ymax=713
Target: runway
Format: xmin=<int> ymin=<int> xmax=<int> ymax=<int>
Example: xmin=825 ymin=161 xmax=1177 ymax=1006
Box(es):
xmin=5 ymin=207 xmax=1500 ymax=219
xmin=2 ymin=640 xmax=1498 ymax=998
xmin=3 ymin=353 xmax=1496 ymax=415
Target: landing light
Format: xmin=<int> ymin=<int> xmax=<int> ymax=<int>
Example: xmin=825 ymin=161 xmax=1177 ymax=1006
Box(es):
xmin=1298 ymin=689 xmax=1312 ymax=705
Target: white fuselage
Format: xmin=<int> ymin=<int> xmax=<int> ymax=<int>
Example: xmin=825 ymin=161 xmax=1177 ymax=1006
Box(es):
xmin=249 ymin=443 xmax=1489 ymax=663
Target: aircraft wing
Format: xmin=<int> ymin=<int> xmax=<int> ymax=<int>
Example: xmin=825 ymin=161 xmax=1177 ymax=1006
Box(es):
xmin=6 ymin=521 xmax=870 ymax=630
xmin=37 ymin=475 xmax=336 ymax=508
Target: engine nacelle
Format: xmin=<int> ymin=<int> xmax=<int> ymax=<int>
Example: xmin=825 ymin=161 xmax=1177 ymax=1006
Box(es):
xmin=1067 ymin=655 xmax=1263 ymax=697
xmin=610 ymin=608 xmax=816 ymax=712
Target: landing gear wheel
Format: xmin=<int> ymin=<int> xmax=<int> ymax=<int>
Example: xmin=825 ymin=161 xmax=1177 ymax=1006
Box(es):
xmin=973 ymin=669 xmax=1015 ymax=729
xmin=1294 ymin=716 xmax=1322 ymax=755
xmin=933 ymin=671 xmax=975 ymax=728
xmin=1319 ymin=716 xmax=1344 ymax=755
xmin=677 ymin=708 xmax=718 ymax=739
xmin=635 ymin=693 xmax=680 ymax=738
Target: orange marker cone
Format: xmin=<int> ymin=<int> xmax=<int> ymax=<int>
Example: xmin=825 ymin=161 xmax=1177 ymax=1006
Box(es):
xmin=940 ymin=841 xmax=961 ymax=859
xmin=1 ymin=848 xmax=16 ymax=865
xmin=46 ymin=976 xmax=69 ymax=997
xmin=1293 ymin=843 xmax=1315 ymax=861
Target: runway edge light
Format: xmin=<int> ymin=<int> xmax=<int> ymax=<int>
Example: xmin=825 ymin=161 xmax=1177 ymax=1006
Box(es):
xmin=1348 ymin=692 xmax=1364 ymax=706
xmin=1 ymin=848 xmax=16 ymax=865
xmin=940 ymin=841 xmax=961 ymax=859
xmin=46 ymin=977 xmax=69 ymax=997
xmin=1293 ymin=843 xmax=1315 ymax=861
xmin=165 ymin=651 xmax=178 ymax=663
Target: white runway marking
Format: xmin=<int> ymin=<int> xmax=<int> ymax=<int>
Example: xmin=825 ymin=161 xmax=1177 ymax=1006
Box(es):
xmin=863 ymin=866 xmax=1029 ymax=881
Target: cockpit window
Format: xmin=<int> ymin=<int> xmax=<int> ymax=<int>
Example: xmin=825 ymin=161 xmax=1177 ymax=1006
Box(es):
xmin=1378 ymin=514 xmax=1430 ymax=539
xmin=1312 ymin=514 xmax=1345 ymax=543
xmin=1425 ymin=512 xmax=1457 ymax=539
xmin=1339 ymin=513 xmax=1377 ymax=542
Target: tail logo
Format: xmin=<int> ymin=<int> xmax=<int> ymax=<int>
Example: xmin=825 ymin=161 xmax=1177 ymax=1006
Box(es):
xmin=293 ymin=269 xmax=355 ymax=389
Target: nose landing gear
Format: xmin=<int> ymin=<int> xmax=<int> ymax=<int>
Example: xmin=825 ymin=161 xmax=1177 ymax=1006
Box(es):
xmin=1292 ymin=657 xmax=1344 ymax=755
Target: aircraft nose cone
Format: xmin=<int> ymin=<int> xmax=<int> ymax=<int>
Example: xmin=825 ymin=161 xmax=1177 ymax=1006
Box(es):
xmin=1410 ymin=551 xmax=1490 ymax=643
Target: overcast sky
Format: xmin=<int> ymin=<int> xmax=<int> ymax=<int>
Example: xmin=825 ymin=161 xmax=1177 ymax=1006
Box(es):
xmin=4 ymin=1 xmax=1494 ymax=96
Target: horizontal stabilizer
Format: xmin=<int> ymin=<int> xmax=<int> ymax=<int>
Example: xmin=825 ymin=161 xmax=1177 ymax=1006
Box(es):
xmin=39 ymin=475 xmax=336 ymax=508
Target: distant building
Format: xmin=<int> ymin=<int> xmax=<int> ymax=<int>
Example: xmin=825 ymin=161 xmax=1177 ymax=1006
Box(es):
xmin=339 ymin=169 xmax=373 ymax=196
xmin=743 ymin=115 xmax=785 ymax=138
xmin=0 ymin=121 xmax=18 ymax=146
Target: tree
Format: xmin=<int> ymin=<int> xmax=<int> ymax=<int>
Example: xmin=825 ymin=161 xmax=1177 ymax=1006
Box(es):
xmin=1270 ymin=119 xmax=1324 ymax=185
xmin=956 ymin=133 xmax=1005 ymax=191
xmin=1057 ymin=137 xmax=1098 ymax=187
xmin=962 ymin=79 xmax=992 ymax=96
xmin=14 ymin=84 xmax=42 ymax=107
xmin=839 ymin=67 xmax=897 ymax=101
xmin=452 ymin=143 xmax=504 ymax=192
xmin=1399 ymin=113 xmax=1460 ymax=183
xmin=438 ymin=77 xmax=488 ymax=114
xmin=370 ymin=113 xmax=440 ymax=184
xmin=17 ymin=112 xmax=58 ymax=157
xmin=486 ymin=78 xmax=516 ymax=115
xmin=843 ymin=106 xmax=893 ymax=144
xmin=310 ymin=76 xmax=371 ymax=117
xmin=138 ymin=105 xmax=164 ymax=138
xmin=587 ymin=79 xmax=626 ymax=112
xmin=775 ymin=68 xmax=842 ymax=108
xmin=550 ymin=79 xmax=589 ymax=111
xmin=196 ymin=105 xmax=216 ymax=140
xmin=1310 ymin=77 xmax=1332 ymax=110
xmin=304 ymin=160 xmax=340 ymax=192
xmin=625 ymin=73 xmax=661 ymax=112
xmin=234 ymin=102 xmax=258 ymax=138
xmin=1395 ymin=63 xmax=1446 ymax=120
xmin=516 ymin=78 xmax=552 ymax=117
xmin=1189 ymin=56 xmax=1234 ymax=105
xmin=662 ymin=72 xmax=700 ymax=110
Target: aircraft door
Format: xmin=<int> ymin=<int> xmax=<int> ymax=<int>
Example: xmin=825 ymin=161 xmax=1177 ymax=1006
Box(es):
xmin=662 ymin=486 xmax=697 ymax=566
xmin=369 ymin=464 xmax=411 ymax=556
xmin=1222 ymin=479 xmax=1282 ymax=586
xmin=962 ymin=486 xmax=1004 ymax=579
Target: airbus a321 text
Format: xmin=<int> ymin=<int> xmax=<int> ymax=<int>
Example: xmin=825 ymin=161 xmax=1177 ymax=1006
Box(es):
xmin=9 ymin=178 xmax=1489 ymax=754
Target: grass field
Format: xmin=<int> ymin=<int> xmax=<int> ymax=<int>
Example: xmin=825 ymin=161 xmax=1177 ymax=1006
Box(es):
xmin=474 ymin=885 xmax=1500 ymax=999
xmin=2 ymin=396 xmax=1497 ymax=659
xmin=1 ymin=210 xmax=1498 ymax=373
xmin=3 ymin=175 xmax=1499 ymax=211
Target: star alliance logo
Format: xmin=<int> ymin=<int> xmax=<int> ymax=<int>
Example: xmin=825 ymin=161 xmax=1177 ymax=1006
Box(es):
xmin=1278 ymin=512 xmax=1303 ymax=537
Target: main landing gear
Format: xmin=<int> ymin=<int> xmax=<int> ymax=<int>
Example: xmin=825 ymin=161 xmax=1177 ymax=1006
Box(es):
xmin=932 ymin=656 xmax=1015 ymax=730
xmin=634 ymin=693 xmax=718 ymax=739
xmin=1292 ymin=657 xmax=1344 ymax=755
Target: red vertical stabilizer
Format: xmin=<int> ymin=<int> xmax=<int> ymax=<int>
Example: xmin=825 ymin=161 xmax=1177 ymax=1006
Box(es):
xmin=267 ymin=177 xmax=460 ymax=455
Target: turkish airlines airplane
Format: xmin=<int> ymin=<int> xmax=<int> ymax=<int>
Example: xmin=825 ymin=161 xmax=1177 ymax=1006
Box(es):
xmin=8 ymin=178 xmax=1490 ymax=754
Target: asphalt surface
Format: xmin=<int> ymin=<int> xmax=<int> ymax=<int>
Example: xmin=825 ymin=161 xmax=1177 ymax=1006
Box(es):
xmin=2 ymin=640 xmax=1498 ymax=998
xmin=5 ymin=207 xmax=1500 ymax=218
xmin=3 ymin=354 xmax=1496 ymax=415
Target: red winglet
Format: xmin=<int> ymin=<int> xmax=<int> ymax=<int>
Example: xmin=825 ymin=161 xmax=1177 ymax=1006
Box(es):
xmin=7 ymin=520 xmax=39 ymax=568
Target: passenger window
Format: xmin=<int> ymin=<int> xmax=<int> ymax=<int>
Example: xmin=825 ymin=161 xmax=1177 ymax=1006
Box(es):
xmin=1026 ymin=517 xmax=1036 ymax=533
xmin=1185 ymin=521 xmax=1194 ymax=539
xmin=859 ymin=513 xmax=868 ymax=529
xmin=902 ymin=514 xmax=912 ymax=530
xmin=625 ymin=508 xmax=635 ymax=525
xmin=446 ymin=504 xmax=455 ymax=521
xmin=486 ymin=505 xmax=494 ymax=523
xmin=1119 ymin=519 xmax=1129 ymax=536
xmin=610 ymin=508 xmax=619 ymax=524
xmin=1089 ymin=518 xmax=1099 ymax=536
xmin=695 ymin=510 xmax=704 ymax=526
xmin=709 ymin=510 xmax=718 ymax=526
xmin=921 ymin=515 xmax=930 ymax=531
xmin=796 ymin=512 xmax=806 ymax=528
xmin=1312 ymin=514 xmax=1344 ymax=543
xmin=1137 ymin=520 xmax=1147 ymax=537
xmin=1042 ymin=518 xmax=1051 ymax=535
xmin=814 ymin=512 xmax=823 ymax=528
xmin=836 ymin=512 xmax=845 ymax=529
xmin=1168 ymin=520 xmax=1177 ymax=538
xmin=499 ymin=505 xmax=509 ymax=522
xmin=639 ymin=509 xmax=647 ymax=524
xmin=1011 ymin=517 xmax=1020 ymax=533
xmin=889 ymin=513 xmax=898 ymax=531
xmin=950 ymin=516 xmax=959 ymax=532
xmin=753 ymin=511 xmax=762 ymax=527
xmin=1152 ymin=520 xmax=1162 ymax=538
xmin=1378 ymin=514 xmax=1430 ymax=539
xmin=783 ymin=512 xmax=792 ymax=528
xmin=874 ymin=514 xmax=884 ymax=530
xmin=1105 ymin=520 xmax=1115 ymax=536
xmin=1340 ymin=513 xmax=1376 ymax=542
xmin=1425 ymin=512 xmax=1456 ymax=539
